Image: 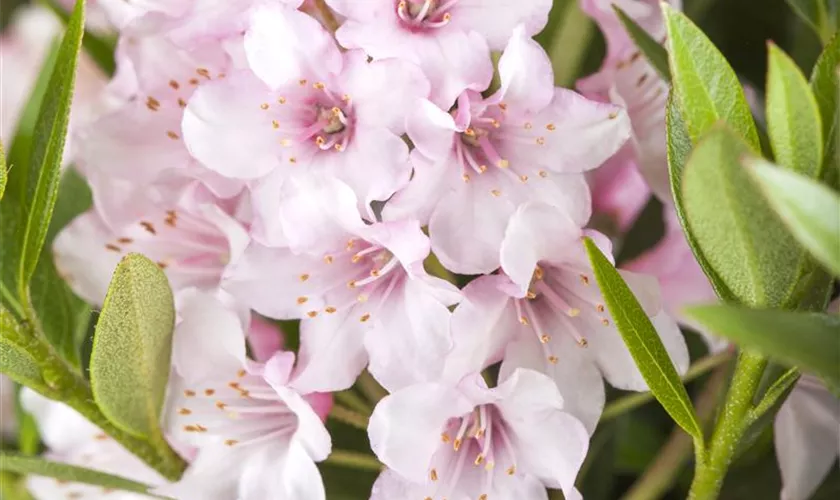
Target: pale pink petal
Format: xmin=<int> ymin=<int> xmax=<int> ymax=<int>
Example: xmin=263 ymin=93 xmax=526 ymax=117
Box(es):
xmin=358 ymin=219 xmax=430 ymax=276
xmin=244 ymin=3 xmax=341 ymax=89
xmin=442 ymin=275 xmax=519 ymax=382
xmin=247 ymin=316 xmax=283 ymax=362
xmin=589 ymin=147 xmax=651 ymax=233
xmin=497 ymin=24 xmax=554 ymax=112
xmin=500 ymin=202 xmax=583 ymax=296
xmin=237 ymin=441 xmax=326 ymax=500
xmin=20 ymin=390 xmax=99 ymax=453
xmin=429 ymin=182 xmax=517 ymax=275
xmin=775 ymin=378 xmax=840 ymax=500
xmin=449 ymin=0 xmax=552 ymax=49
xmin=182 ymin=71 xmax=282 ymax=179
xmin=382 ymin=149 xmax=459 ymax=224
xmin=495 ymin=369 xmax=589 ymax=494
xmin=405 ymin=98 xmax=459 ymax=161
xmin=369 ymin=383 xmax=474 ymax=482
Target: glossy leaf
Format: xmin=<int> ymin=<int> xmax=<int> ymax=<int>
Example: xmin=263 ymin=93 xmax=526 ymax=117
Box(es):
xmin=90 ymin=253 xmax=175 ymax=439
xmin=748 ymin=158 xmax=840 ymax=276
xmin=583 ymin=238 xmax=703 ymax=442
xmin=766 ymin=44 xmax=823 ymax=177
xmin=662 ymin=4 xmax=760 ymax=150
xmin=613 ymin=5 xmax=671 ymax=82
xmin=682 ymin=126 xmax=816 ymax=307
xmin=15 ymin=0 xmax=85 ymax=292
xmin=685 ymin=305 xmax=840 ymax=390
xmin=0 ymin=452 xmax=160 ymax=497
xmin=810 ymin=33 xmax=840 ymax=188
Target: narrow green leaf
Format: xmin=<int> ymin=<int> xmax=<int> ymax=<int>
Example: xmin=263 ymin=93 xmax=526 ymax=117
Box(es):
xmin=90 ymin=253 xmax=175 ymax=439
xmin=685 ymin=305 xmax=840 ymax=389
xmin=16 ymin=0 xmax=86 ymax=293
xmin=785 ymin=0 xmax=837 ymax=44
xmin=666 ymin=92 xmax=738 ymax=302
xmin=583 ymin=238 xmax=703 ymax=441
xmin=749 ymin=367 xmax=800 ymax=422
xmin=747 ymin=158 xmax=840 ymax=276
xmin=0 ymin=141 xmax=6 ymax=201
xmin=682 ymin=126 xmax=814 ymax=307
xmin=810 ymin=33 xmax=840 ymax=188
xmin=0 ymin=452 xmax=159 ymax=497
xmin=662 ymin=4 xmax=760 ymax=150
xmin=766 ymin=44 xmax=824 ymax=177
xmin=613 ymin=5 xmax=671 ymax=82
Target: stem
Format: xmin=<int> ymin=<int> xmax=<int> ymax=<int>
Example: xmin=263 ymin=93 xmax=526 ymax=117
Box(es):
xmin=323 ymin=450 xmax=383 ymax=471
xmin=328 ymin=404 xmax=370 ymax=431
xmin=623 ymin=366 xmax=728 ymax=500
xmin=310 ymin=0 xmax=341 ymax=33
xmin=602 ymin=350 xmax=732 ymax=422
xmin=334 ymin=389 xmax=372 ymax=416
xmin=688 ymin=351 xmax=767 ymax=499
xmin=356 ymin=370 xmax=388 ymax=406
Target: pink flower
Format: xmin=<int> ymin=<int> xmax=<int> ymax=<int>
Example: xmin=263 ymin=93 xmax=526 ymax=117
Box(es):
xmin=368 ymin=369 xmax=588 ymax=500
xmin=443 ymin=202 xmax=688 ymax=432
xmin=384 ymin=27 xmax=631 ymax=274
xmin=159 ymin=289 xmax=331 ymax=500
xmin=577 ymin=0 xmax=682 ymax=203
xmin=225 ymin=175 xmax=460 ymax=393
xmin=53 ymin=182 xmax=249 ymax=306
xmin=774 ymin=375 xmax=840 ymax=500
xmin=182 ymin=5 xmax=428 ymax=218
xmin=21 ymin=389 xmax=167 ymax=499
xmin=623 ymin=208 xmax=725 ymax=352
xmin=327 ymin=0 xmax=551 ymax=107
xmin=589 ymin=145 xmax=651 ymax=236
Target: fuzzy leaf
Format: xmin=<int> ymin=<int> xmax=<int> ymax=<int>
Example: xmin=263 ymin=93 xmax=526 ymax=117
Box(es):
xmin=0 ymin=452 xmax=161 ymax=497
xmin=766 ymin=44 xmax=823 ymax=178
xmin=90 ymin=253 xmax=175 ymax=439
xmin=583 ymin=238 xmax=702 ymax=441
xmin=0 ymin=307 xmax=46 ymax=392
xmin=15 ymin=0 xmax=85 ymax=291
xmin=685 ymin=305 xmax=840 ymax=390
xmin=613 ymin=5 xmax=671 ymax=82
xmin=662 ymin=4 xmax=760 ymax=150
xmin=682 ymin=126 xmax=822 ymax=307
xmin=748 ymin=158 xmax=840 ymax=276
xmin=810 ymin=33 xmax=840 ymax=188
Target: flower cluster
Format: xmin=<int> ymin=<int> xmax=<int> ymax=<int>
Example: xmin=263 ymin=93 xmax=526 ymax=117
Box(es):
xmin=7 ymin=0 xmax=715 ymax=498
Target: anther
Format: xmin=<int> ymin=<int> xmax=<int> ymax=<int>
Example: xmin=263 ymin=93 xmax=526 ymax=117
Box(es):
xmin=601 ymin=318 xmax=610 ymax=326
xmin=540 ymin=334 xmax=551 ymax=343
xmin=546 ymin=123 xmax=556 ymax=131
xmin=307 ymin=311 xmax=318 ymax=318
xmin=491 ymin=189 xmax=502 ymax=197
xmin=548 ymin=355 xmax=559 ymax=364
xmin=325 ymin=306 xmax=337 ymax=314
xmin=519 ymin=316 xmax=529 ymax=326
xmin=578 ymin=338 xmax=589 ymax=347
xmin=184 ymin=390 xmax=196 ymax=397
xmin=178 ymin=408 xmax=191 ymax=415
xmin=146 ymin=97 xmax=161 ymax=111
xmin=430 ymin=469 xmax=438 ymax=481
xmin=360 ymin=313 xmax=371 ymax=322
xmin=536 ymin=137 xmax=545 ymax=145
xmin=225 ymin=439 xmax=238 ymax=446
xmin=596 ymin=304 xmax=605 ymax=312
xmin=538 ymin=170 xmax=548 ymax=178
xmin=475 ymin=454 xmax=485 ymax=465
xmin=205 ymin=389 xmax=215 ymax=396
xmin=300 ymin=274 xmax=310 ymax=282
xmin=260 ymin=103 xmax=269 ymax=110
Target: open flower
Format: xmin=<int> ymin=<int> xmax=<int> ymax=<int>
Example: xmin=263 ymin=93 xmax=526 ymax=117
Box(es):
xmin=53 ymin=182 xmax=249 ymax=306
xmin=158 ymin=289 xmax=331 ymax=500
xmin=327 ymin=0 xmax=551 ymax=107
xmin=225 ymin=175 xmax=460 ymax=393
xmin=442 ymin=202 xmax=688 ymax=432
xmin=369 ymin=369 xmax=588 ymax=500
xmin=21 ymin=389 xmax=167 ymax=499
xmin=182 ymin=4 xmax=429 ymax=217
xmin=577 ymin=0 xmax=681 ymax=203
xmin=384 ymin=27 xmax=631 ymax=274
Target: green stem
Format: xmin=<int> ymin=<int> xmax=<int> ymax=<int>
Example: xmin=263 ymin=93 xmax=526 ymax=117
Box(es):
xmin=13 ymin=315 xmax=186 ymax=480
xmin=356 ymin=371 xmax=388 ymax=406
xmin=328 ymin=404 xmax=370 ymax=431
xmin=548 ymin=1 xmax=595 ymax=87
xmin=623 ymin=366 xmax=728 ymax=500
xmin=601 ymin=350 xmax=732 ymax=422
xmin=688 ymin=351 xmax=767 ymax=499
xmin=334 ymin=389 xmax=372 ymax=416
xmin=323 ymin=450 xmax=383 ymax=472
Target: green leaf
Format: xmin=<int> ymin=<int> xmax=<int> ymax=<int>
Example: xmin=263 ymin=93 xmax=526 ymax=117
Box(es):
xmin=747 ymin=158 xmax=840 ymax=276
xmin=685 ymin=305 xmax=840 ymax=390
xmin=0 ymin=141 xmax=6 ymax=202
xmin=583 ymin=238 xmax=703 ymax=442
xmin=766 ymin=43 xmax=823 ymax=177
xmin=682 ymin=126 xmax=819 ymax=307
xmin=0 ymin=452 xmax=160 ymax=497
xmin=1 ymin=308 xmax=46 ymax=392
xmin=613 ymin=5 xmax=671 ymax=83
xmin=785 ymin=0 xmax=837 ymax=44
xmin=810 ymin=33 xmax=840 ymax=188
xmin=15 ymin=0 xmax=85 ymax=294
xmin=662 ymin=4 xmax=760 ymax=150
xmin=90 ymin=253 xmax=175 ymax=439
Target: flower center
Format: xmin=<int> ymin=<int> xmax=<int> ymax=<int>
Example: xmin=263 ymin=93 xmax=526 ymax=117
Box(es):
xmin=427 ymin=405 xmax=517 ymax=499
xmin=396 ymin=0 xmax=455 ymax=29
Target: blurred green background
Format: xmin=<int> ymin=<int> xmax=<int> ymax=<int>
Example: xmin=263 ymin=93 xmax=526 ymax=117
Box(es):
xmin=0 ymin=0 xmax=836 ymax=499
